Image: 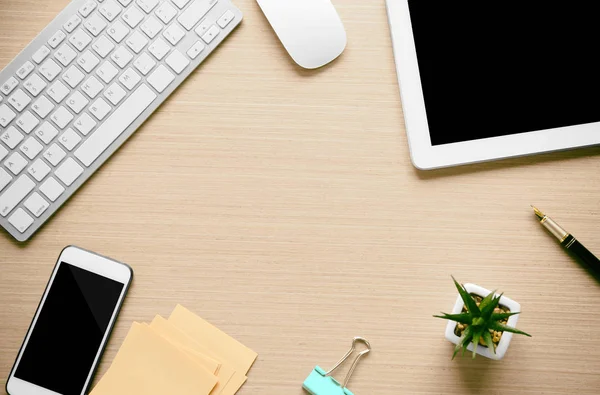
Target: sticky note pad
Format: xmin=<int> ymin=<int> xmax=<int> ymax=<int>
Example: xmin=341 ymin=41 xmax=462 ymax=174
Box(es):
xmin=149 ymin=316 xmax=220 ymax=374
xmin=149 ymin=316 xmax=237 ymax=395
xmin=169 ymin=304 xmax=258 ymax=375
xmin=221 ymin=373 xmax=248 ymax=395
xmin=166 ymin=307 xmax=250 ymax=395
xmin=90 ymin=322 xmax=217 ymax=395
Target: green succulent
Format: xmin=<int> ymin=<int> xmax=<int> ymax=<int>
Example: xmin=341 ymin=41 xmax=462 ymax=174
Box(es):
xmin=434 ymin=276 xmax=531 ymax=359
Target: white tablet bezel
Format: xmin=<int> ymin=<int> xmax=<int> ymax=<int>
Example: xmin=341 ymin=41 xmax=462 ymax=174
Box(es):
xmin=6 ymin=246 xmax=132 ymax=395
xmin=386 ymin=0 xmax=600 ymax=170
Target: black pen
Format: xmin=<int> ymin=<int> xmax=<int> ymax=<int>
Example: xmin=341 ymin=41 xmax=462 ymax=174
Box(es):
xmin=532 ymin=206 xmax=600 ymax=271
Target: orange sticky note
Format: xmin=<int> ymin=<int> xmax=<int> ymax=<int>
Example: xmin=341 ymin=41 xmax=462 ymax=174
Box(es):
xmin=169 ymin=305 xmax=258 ymax=375
xmin=90 ymin=322 xmax=217 ymax=395
xmin=148 ymin=316 xmax=220 ymax=374
xmin=149 ymin=316 xmax=237 ymax=394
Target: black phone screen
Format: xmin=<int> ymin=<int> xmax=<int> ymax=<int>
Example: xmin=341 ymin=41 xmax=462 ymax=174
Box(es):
xmin=14 ymin=262 xmax=124 ymax=395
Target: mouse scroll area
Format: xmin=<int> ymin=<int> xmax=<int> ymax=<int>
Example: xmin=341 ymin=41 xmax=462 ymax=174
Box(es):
xmin=256 ymin=0 xmax=347 ymax=69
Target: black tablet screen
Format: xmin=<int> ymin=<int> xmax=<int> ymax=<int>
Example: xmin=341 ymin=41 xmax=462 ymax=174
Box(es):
xmin=408 ymin=2 xmax=600 ymax=146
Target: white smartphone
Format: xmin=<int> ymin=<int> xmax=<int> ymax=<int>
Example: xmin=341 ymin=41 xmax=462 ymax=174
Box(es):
xmin=6 ymin=246 xmax=133 ymax=395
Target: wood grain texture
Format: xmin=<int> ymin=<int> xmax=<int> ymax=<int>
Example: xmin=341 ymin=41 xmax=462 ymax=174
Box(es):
xmin=1 ymin=1 xmax=600 ymax=394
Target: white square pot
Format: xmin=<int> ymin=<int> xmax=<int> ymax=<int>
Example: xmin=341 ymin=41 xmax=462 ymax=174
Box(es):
xmin=444 ymin=283 xmax=521 ymax=360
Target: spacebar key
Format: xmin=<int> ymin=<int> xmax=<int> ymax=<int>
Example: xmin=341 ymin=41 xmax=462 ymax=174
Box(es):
xmin=75 ymin=84 xmax=157 ymax=167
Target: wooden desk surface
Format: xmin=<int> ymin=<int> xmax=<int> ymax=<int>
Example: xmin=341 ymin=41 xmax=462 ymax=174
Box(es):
xmin=2 ymin=1 xmax=600 ymax=393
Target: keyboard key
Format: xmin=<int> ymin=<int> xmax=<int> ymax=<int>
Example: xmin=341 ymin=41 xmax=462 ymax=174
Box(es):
xmin=0 ymin=174 xmax=35 ymax=216
xmin=39 ymin=59 xmax=62 ymax=81
xmin=79 ymin=1 xmax=97 ymax=18
xmin=55 ymin=44 xmax=77 ymax=66
xmin=96 ymin=61 xmax=119 ymax=84
xmin=172 ymin=0 xmax=191 ymax=9
xmin=28 ymin=159 xmax=51 ymax=181
xmin=74 ymin=113 xmax=97 ymax=135
xmin=39 ymin=177 xmax=65 ymax=202
xmin=24 ymin=192 xmax=49 ymax=217
xmin=35 ymin=121 xmax=59 ymax=144
xmin=0 ymin=145 xmax=7 ymax=160
xmin=119 ymin=68 xmax=141 ymax=90
xmin=201 ymin=25 xmax=220 ymax=44
xmin=0 ymin=104 xmax=17 ymax=127
xmin=118 ymin=0 xmax=133 ymax=5
xmin=55 ymin=157 xmax=84 ymax=186
xmin=63 ymin=65 xmax=85 ymax=88
xmin=47 ymin=81 xmax=70 ymax=103
xmin=77 ymin=50 xmax=101 ymax=73
xmin=89 ymin=98 xmax=112 ymax=120
xmin=66 ymin=91 xmax=89 ymax=114
xmin=165 ymin=50 xmax=190 ymax=74
xmin=126 ymin=31 xmax=149 ymax=53
xmin=81 ymin=76 xmax=104 ymax=99
xmin=163 ymin=23 xmax=185 ymax=45
xmin=217 ymin=10 xmax=235 ymax=28
xmin=141 ymin=16 xmax=162 ymax=39
xmin=4 ymin=152 xmax=28 ymax=175
xmin=8 ymin=208 xmax=34 ymax=233
xmin=1 ymin=77 xmax=19 ymax=95
xmin=84 ymin=13 xmax=108 ymax=36
xmin=48 ymin=30 xmax=67 ymax=48
xmin=155 ymin=2 xmax=177 ymax=24
xmin=69 ymin=28 xmax=93 ymax=51
xmin=23 ymin=74 xmax=47 ymax=97
xmin=108 ymin=20 xmax=130 ymax=43
xmin=16 ymin=111 xmax=40 ymax=134
xmin=20 ymin=136 xmax=43 ymax=159
xmin=50 ymin=106 xmax=74 ymax=129
xmin=194 ymin=20 xmax=211 ymax=37
xmin=0 ymin=168 xmax=11 ymax=191
xmin=1 ymin=126 xmax=24 ymax=149
xmin=99 ymin=0 xmax=122 ymax=22
xmin=187 ymin=41 xmax=205 ymax=59
xmin=92 ymin=35 xmax=115 ymax=58
xmin=148 ymin=38 xmax=171 ymax=60
xmin=178 ymin=0 xmax=217 ymax=30
xmin=8 ymin=89 xmax=32 ymax=112
xmin=64 ymin=15 xmax=82 ymax=33
xmin=111 ymin=46 xmax=134 ymax=68
xmin=43 ymin=143 xmax=66 ymax=166
xmin=32 ymin=46 xmax=51 ymax=64
xmin=75 ymin=84 xmax=156 ymax=166
xmin=58 ymin=128 xmax=82 ymax=151
xmin=134 ymin=52 xmax=156 ymax=75
xmin=104 ymin=83 xmax=127 ymax=105
xmin=122 ymin=6 xmax=145 ymax=28
xmin=137 ymin=0 xmax=159 ymax=13
xmin=147 ymin=64 xmax=174 ymax=93
xmin=32 ymin=95 xmax=56 ymax=118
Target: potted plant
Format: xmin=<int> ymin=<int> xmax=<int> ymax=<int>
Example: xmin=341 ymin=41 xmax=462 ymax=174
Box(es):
xmin=434 ymin=277 xmax=531 ymax=360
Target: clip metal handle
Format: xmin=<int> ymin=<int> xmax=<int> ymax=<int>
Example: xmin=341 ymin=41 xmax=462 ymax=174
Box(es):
xmin=325 ymin=337 xmax=371 ymax=388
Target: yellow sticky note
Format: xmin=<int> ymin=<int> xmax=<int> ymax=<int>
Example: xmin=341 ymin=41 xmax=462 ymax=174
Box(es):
xmin=149 ymin=316 xmax=220 ymax=374
xmin=148 ymin=316 xmax=237 ymax=395
xmin=220 ymin=373 xmax=247 ymax=395
xmin=90 ymin=322 xmax=217 ymax=395
xmin=169 ymin=304 xmax=258 ymax=374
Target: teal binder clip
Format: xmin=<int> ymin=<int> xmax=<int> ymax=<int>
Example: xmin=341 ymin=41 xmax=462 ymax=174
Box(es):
xmin=303 ymin=337 xmax=371 ymax=395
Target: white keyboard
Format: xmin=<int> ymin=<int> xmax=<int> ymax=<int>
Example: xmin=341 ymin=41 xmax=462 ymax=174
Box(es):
xmin=0 ymin=0 xmax=242 ymax=241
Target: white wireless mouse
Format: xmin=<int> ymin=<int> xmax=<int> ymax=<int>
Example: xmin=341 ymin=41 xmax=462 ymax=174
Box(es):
xmin=256 ymin=0 xmax=347 ymax=69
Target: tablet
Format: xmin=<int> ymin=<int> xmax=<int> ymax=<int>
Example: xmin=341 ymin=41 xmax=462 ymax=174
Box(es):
xmin=386 ymin=1 xmax=600 ymax=170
